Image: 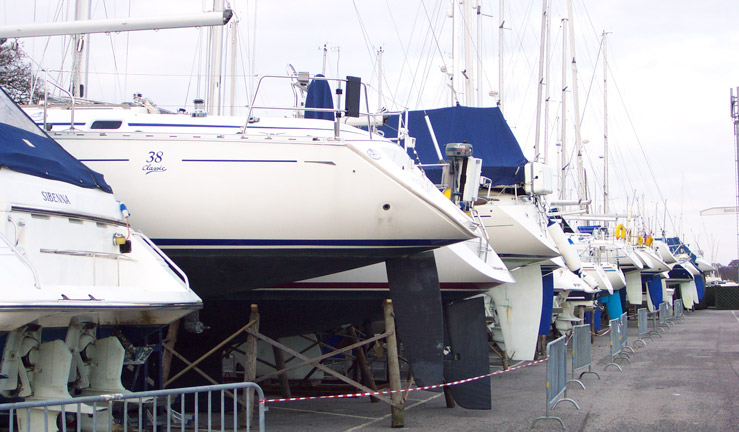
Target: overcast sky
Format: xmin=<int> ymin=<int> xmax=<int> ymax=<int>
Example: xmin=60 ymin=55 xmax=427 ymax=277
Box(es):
xmin=4 ymin=0 xmax=739 ymax=265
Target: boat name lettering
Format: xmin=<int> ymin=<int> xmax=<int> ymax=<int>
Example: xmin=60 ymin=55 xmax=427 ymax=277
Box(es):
xmin=41 ymin=191 xmax=71 ymax=205
xmin=142 ymin=164 xmax=167 ymax=175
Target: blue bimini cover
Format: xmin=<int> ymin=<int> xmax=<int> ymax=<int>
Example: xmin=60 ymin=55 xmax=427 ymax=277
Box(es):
xmin=377 ymin=105 xmax=528 ymax=186
xmin=538 ymin=271 xmax=554 ymax=336
xmin=0 ymin=88 xmax=111 ymax=192
xmin=304 ymin=74 xmax=335 ymax=121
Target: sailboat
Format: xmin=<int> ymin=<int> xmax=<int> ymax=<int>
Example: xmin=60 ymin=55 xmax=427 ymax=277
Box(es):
xmin=0 ymin=86 xmax=201 ymax=429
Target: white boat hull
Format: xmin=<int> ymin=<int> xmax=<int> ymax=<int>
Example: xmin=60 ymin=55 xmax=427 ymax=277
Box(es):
xmin=43 ymin=116 xmax=476 ymax=295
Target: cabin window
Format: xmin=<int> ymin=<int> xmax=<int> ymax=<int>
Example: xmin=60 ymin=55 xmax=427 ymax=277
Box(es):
xmin=90 ymin=120 xmax=123 ymax=130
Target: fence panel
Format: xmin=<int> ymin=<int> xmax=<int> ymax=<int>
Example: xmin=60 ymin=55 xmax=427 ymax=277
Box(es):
xmin=0 ymin=382 xmax=266 ymax=432
xmin=635 ymin=308 xmax=650 ymax=347
xmin=531 ymin=335 xmax=580 ymax=430
xmin=569 ymin=324 xmax=600 ymax=389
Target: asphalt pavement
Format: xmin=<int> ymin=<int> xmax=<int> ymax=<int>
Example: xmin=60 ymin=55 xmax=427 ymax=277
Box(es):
xmin=263 ymin=308 xmax=739 ymax=431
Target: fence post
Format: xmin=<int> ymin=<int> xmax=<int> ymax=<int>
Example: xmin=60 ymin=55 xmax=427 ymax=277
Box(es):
xmin=531 ymin=336 xmax=580 ymax=430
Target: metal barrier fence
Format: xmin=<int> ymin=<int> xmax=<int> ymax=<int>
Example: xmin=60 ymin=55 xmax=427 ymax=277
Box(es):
xmin=665 ymin=300 xmax=677 ymax=325
xmin=634 ymin=308 xmax=650 ymax=347
xmin=0 ymin=382 xmax=266 ymax=432
xmin=568 ymin=324 xmax=600 ymax=390
xmin=620 ymin=312 xmax=635 ymax=354
xmin=531 ymin=335 xmax=580 ymax=430
xmin=604 ymin=318 xmax=630 ymax=371
xmin=675 ymin=299 xmax=685 ymax=320
xmin=647 ymin=307 xmax=664 ymax=339
xmin=658 ymin=302 xmax=670 ymax=332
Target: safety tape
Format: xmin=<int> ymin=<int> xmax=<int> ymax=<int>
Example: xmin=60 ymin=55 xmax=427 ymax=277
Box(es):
xmin=259 ymin=355 xmax=548 ymax=404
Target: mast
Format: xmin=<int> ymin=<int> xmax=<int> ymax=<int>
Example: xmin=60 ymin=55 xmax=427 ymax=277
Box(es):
xmin=229 ymin=17 xmax=239 ymax=116
xmin=567 ymin=0 xmax=586 ymax=207
xmin=477 ymin=1 xmax=483 ymax=106
xmin=451 ymin=0 xmax=457 ymax=105
xmin=71 ymin=0 xmax=90 ymax=98
xmin=498 ymin=0 xmax=504 ymax=109
xmin=533 ymin=0 xmax=548 ymax=162
xmin=543 ymin=0 xmax=551 ymax=165
xmin=321 ymin=44 xmax=328 ymax=75
xmin=603 ymin=31 xmax=609 ymax=214
xmin=207 ymin=0 xmax=225 ymax=115
xmin=377 ymin=47 xmax=384 ymax=111
xmin=559 ymin=17 xmax=568 ymax=200
xmin=463 ymin=0 xmax=474 ymax=106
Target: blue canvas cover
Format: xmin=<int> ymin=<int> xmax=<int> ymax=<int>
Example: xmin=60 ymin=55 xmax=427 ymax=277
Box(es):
xmin=0 ymin=88 xmax=111 ymax=192
xmin=377 ymin=105 xmax=528 ymax=186
xmin=538 ymin=271 xmax=554 ymax=335
xmin=304 ymin=74 xmax=335 ymax=121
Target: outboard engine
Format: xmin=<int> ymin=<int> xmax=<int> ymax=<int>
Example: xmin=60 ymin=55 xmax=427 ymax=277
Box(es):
xmin=442 ymin=142 xmax=482 ymax=206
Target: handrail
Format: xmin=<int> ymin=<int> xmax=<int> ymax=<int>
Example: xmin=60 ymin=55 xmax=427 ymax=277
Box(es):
xmin=244 ymin=74 xmax=374 ymax=139
xmin=132 ymin=231 xmax=190 ymax=287
xmin=1 ymin=218 xmax=41 ymax=289
xmin=41 ymin=69 xmax=77 ymax=131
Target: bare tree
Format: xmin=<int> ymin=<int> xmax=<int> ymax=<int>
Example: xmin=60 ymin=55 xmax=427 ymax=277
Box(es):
xmin=0 ymin=39 xmax=43 ymax=104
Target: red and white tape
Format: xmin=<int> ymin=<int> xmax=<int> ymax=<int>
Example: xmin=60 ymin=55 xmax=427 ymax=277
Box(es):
xmin=260 ymin=356 xmax=548 ymax=404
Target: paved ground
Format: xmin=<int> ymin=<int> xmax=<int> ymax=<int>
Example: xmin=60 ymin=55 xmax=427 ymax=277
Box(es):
xmin=262 ymin=309 xmax=739 ymax=431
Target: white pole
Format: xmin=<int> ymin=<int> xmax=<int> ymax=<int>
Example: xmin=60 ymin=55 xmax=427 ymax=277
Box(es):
xmin=71 ymin=0 xmax=90 ymax=98
xmin=559 ymin=18 xmax=568 ymax=200
xmin=463 ymin=0 xmax=474 ymax=106
xmin=377 ymin=47 xmax=383 ymax=111
xmin=543 ymin=0 xmax=551 ymax=165
xmin=567 ymin=0 xmax=586 ymax=207
xmin=498 ymin=0 xmax=504 ymax=110
xmin=229 ymin=17 xmax=239 ymax=116
xmin=207 ymin=0 xmax=224 ymax=115
xmin=603 ymin=31 xmax=609 ymax=214
xmin=322 ymin=44 xmax=328 ymax=76
xmin=476 ymin=1 xmax=483 ymax=106
xmin=0 ymin=10 xmax=233 ymax=38
xmin=533 ymin=0 xmax=547 ymax=162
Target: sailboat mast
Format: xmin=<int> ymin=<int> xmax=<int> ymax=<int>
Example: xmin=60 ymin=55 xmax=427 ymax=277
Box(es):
xmin=71 ymin=0 xmax=90 ymax=98
xmin=533 ymin=0 xmax=548 ymax=162
xmin=559 ymin=18 xmax=568 ymax=200
xmin=477 ymin=1 xmax=483 ymax=106
xmin=567 ymin=0 xmax=586 ymax=207
xmin=463 ymin=0 xmax=474 ymax=106
xmin=207 ymin=0 xmax=225 ymax=115
xmin=543 ymin=0 xmax=552 ymax=165
xmin=377 ymin=47 xmax=384 ymax=111
xmin=498 ymin=0 xmax=504 ymax=109
xmin=229 ymin=17 xmax=238 ymax=116
xmin=603 ymin=31 xmax=609 ymax=214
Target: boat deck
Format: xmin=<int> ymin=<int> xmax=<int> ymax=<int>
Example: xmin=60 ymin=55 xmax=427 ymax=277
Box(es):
xmin=263 ymin=309 xmax=739 ymax=431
